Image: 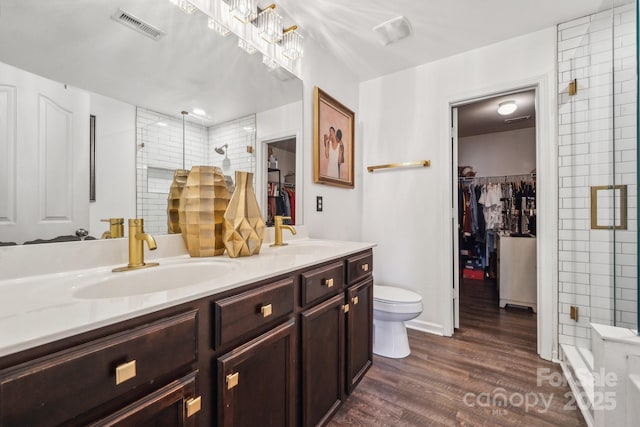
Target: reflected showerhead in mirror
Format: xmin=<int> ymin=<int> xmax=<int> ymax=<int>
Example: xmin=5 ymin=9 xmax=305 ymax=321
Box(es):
xmin=215 ymin=144 xmax=228 ymax=155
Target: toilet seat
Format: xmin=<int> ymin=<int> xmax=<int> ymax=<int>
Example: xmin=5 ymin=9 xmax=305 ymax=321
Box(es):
xmin=373 ymin=285 xmax=423 ymax=314
xmin=374 ymin=285 xmax=422 ymax=303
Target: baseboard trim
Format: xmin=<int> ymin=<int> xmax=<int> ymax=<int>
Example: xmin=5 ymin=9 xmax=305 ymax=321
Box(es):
xmin=406 ymin=320 xmax=445 ymax=336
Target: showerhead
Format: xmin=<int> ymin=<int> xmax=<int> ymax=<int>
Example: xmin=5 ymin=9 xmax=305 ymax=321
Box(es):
xmin=215 ymin=144 xmax=228 ymax=155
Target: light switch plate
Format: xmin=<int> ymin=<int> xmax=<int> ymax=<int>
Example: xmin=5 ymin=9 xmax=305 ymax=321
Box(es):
xmin=316 ymin=196 xmax=323 ymax=212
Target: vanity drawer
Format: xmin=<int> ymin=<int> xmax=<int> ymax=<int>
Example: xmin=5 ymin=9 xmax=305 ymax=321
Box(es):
xmin=0 ymin=310 xmax=198 ymax=427
xmin=214 ymin=278 xmax=294 ymax=349
xmin=301 ymin=261 xmax=344 ymax=306
xmin=346 ymin=251 xmax=373 ymax=285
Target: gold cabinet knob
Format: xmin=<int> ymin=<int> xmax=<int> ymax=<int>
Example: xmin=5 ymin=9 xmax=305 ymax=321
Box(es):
xmin=324 ymin=278 xmax=334 ymax=288
xmin=352 ymin=296 xmax=359 ymax=305
xmin=115 ymin=360 xmax=136 ymax=385
xmin=261 ymin=304 xmax=273 ymax=318
xmin=342 ymin=304 xmax=350 ymax=313
xmin=226 ymin=372 xmax=239 ymax=390
xmin=185 ymin=396 xmax=202 ymax=417
xmin=361 ymin=263 xmax=369 ymax=272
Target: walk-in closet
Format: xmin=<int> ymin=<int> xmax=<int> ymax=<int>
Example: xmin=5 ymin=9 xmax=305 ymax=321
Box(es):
xmin=455 ymin=89 xmax=538 ymax=333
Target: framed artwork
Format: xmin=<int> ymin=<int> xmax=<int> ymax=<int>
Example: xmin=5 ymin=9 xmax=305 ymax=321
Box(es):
xmin=313 ymin=86 xmax=354 ymax=188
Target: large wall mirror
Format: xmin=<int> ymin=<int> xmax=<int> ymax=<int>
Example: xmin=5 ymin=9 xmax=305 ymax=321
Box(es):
xmin=0 ymin=0 xmax=303 ymax=243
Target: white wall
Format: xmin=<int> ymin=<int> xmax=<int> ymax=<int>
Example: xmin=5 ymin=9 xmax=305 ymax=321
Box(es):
xmin=300 ymin=38 xmax=362 ymax=241
xmin=458 ymin=127 xmax=536 ymax=177
xmin=359 ymin=28 xmax=558 ymax=359
xmin=88 ymin=93 xmax=136 ymax=238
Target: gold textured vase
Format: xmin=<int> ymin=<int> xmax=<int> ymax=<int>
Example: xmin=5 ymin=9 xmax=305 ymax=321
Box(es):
xmin=223 ymin=171 xmax=265 ymax=258
xmin=167 ymin=169 xmax=189 ymax=234
xmin=178 ymin=166 xmax=230 ymax=257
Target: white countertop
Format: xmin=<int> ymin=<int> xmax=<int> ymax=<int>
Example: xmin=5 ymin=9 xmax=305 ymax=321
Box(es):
xmin=0 ymin=238 xmax=375 ymax=358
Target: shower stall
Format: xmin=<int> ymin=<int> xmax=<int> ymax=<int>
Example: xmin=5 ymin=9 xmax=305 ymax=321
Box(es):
xmin=558 ymin=1 xmax=638 ymax=425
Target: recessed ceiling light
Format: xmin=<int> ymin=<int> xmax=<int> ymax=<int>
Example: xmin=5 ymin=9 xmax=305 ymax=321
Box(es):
xmin=156 ymin=122 xmax=168 ymax=127
xmin=497 ymin=100 xmax=517 ymax=116
xmin=372 ymin=16 xmax=412 ymax=46
xmin=192 ymin=108 xmax=206 ymax=116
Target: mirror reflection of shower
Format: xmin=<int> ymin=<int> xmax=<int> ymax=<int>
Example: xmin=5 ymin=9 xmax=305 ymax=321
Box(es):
xmin=215 ymin=144 xmax=232 ymax=171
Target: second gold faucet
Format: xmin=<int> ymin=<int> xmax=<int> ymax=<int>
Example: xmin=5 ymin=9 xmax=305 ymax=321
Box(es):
xmin=271 ymin=216 xmax=296 ymax=247
xmin=113 ymin=219 xmax=159 ymax=272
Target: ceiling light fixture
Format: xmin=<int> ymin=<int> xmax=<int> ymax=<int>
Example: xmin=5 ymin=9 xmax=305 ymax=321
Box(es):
xmin=257 ymin=4 xmax=282 ymax=44
xmin=168 ymin=0 xmax=303 ymax=75
xmin=170 ymin=0 xmax=197 ymax=14
xmin=497 ymin=100 xmax=518 ymax=116
xmin=229 ymin=0 xmax=258 ymax=24
xmin=192 ymin=108 xmax=206 ymax=116
xmin=208 ymin=17 xmax=230 ymax=36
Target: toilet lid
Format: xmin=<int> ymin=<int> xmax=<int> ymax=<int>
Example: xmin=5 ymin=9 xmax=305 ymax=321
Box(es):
xmin=374 ymin=285 xmax=422 ymax=303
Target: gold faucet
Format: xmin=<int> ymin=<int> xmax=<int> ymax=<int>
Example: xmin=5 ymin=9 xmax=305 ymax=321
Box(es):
xmin=113 ymin=219 xmax=159 ymax=272
xmin=270 ymin=216 xmax=296 ymax=247
xmin=101 ymin=218 xmax=124 ymax=239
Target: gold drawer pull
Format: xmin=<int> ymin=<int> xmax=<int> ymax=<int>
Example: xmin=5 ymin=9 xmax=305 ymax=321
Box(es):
xmin=324 ymin=278 xmax=334 ymax=288
xmin=342 ymin=304 xmax=350 ymax=313
xmin=185 ymin=396 xmax=202 ymax=417
xmin=361 ymin=263 xmax=369 ymax=272
xmin=115 ymin=360 xmax=136 ymax=385
xmin=261 ymin=304 xmax=273 ymax=317
xmin=352 ymin=296 xmax=359 ymax=305
xmin=227 ymin=372 xmax=239 ymax=390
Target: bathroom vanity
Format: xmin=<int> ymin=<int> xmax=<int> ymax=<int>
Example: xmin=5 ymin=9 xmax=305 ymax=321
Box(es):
xmin=0 ymin=239 xmax=373 ymax=427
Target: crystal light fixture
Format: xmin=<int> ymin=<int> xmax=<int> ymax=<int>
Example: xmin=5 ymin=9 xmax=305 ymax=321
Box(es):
xmin=167 ymin=0 xmax=303 ymax=73
xmin=257 ymin=5 xmax=282 ymax=44
xmin=229 ymin=0 xmax=258 ymax=23
xmin=262 ymin=54 xmax=279 ymax=70
xmin=281 ymin=25 xmax=303 ymax=60
xmin=208 ymin=17 xmax=230 ymax=36
xmin=170 ymin=0 xmax=197 ymax=14
xmin=238 ymin=38 xmax=257 ymax=54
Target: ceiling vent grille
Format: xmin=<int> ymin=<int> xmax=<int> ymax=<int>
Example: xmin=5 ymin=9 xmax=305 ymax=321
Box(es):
xmin=112 ymin=8 xmax=165 ymax=40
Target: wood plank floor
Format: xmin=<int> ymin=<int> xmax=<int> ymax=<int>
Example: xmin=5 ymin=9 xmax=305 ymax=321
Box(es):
xmin=329 ymin=279 xmax=587 ymax=426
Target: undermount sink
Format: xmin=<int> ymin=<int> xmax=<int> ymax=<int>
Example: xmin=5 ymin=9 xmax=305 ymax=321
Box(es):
xmin=73 ymin=260 xmax=236 ymax=299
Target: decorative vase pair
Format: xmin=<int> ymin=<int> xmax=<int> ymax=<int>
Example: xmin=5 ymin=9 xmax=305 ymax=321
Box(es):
xmin=168 ymin=166 xmax=265 ymax=258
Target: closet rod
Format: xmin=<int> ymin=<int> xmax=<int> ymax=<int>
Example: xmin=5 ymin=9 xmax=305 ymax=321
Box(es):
xmin=367 ymin=160 xmax=431 ymax=172
xmin=458 ymin=173 xmax=536 ymax=184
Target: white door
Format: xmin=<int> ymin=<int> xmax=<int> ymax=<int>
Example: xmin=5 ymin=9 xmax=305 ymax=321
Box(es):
xmin=0 ymin=62 xmax=89 ymax=243
xmin=452 ymin=107 xmax=460 ymax=329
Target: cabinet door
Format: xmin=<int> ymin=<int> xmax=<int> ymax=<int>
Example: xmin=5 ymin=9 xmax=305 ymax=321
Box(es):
xmin=88 ymin=371 xmax=200 ymax=427
xmin=346 ymin=278 xmax=373 ymax=395
xmin=218 ymin=320 xmax=296 ymax=427
xmin=301 ymin=293 xmax=346 ymax=427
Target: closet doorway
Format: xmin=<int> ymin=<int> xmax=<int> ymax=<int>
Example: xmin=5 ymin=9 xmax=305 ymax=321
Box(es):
xmin=264 ymin=137 xmax=297 ymax=227
xmin=451 ymin=89 xmax=538 ymax=342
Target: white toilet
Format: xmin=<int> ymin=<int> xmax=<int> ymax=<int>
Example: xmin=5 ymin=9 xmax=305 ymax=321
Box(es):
xmin=373 ymin=285 xmax=423 ymax=358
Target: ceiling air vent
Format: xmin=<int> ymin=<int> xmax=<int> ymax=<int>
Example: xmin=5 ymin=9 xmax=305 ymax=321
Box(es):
xmin=111 ymin=8 xmax=165 ymax=40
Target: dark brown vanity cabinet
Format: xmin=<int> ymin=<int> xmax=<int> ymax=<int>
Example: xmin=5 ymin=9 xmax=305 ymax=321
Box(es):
xmin=217 ymin=320 xmax=296 ymax=427
xmin=88 ymin=371 xmax=200 ymax=427
xmin=345 ymin=277 xmax=373 ymax=394
xmin=0 ymin=248 xmax=374 ymax=427
xmin=301 ymin=293 xmax=347 ymax=427
xmin=0 ymin=310 xmax=200 ymax=427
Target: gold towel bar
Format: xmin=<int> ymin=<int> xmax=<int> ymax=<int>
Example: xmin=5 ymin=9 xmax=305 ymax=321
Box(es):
xmin=367 ymin=160 xmax=431 ymax=172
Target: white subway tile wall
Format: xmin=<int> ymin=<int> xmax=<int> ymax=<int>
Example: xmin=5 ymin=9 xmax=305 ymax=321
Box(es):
xmin=136 ymin=108 xmax=256 ymax=234
xmin=557 ymin=3 xmax=638 ymax=350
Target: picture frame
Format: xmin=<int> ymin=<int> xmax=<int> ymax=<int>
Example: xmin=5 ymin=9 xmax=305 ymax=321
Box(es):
xmin=313 ymin=86 xmax=355 ymax=188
